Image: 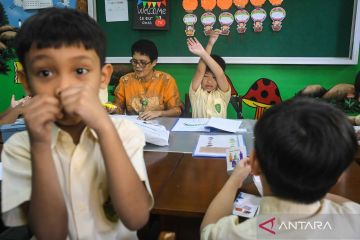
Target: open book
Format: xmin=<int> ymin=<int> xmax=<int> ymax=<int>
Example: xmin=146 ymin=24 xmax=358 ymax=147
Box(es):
xmin=232 ymin=192 xmax=261 ymax=218
xmin=172 ymin=117 xmax=245 ymax=133
xmin=193 ymin=134 xmax=246 ymax=158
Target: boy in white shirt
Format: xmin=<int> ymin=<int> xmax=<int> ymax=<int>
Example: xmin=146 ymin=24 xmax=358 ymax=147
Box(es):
xmin=187 ymin=32 xmax=231 ymax=118
xmin=201 ymin=97 xmax=360 ymax=239
xmin=2 ymin=8 xmax=153 ymax=240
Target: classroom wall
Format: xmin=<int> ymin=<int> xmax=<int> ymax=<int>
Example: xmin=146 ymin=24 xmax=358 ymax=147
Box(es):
xmin=2 ymin=58 xmax=360 ymax=119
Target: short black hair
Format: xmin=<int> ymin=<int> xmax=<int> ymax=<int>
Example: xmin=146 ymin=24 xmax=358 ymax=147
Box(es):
xmin=131 ymin=39 xmax=158 ymax=62
xmin=254 ymin=97 xmax=357 ymax=204
xmin=206 ymin=54 xmax=226 ymax=73
xmin=15 ymin=8 xmax=106 ymax=69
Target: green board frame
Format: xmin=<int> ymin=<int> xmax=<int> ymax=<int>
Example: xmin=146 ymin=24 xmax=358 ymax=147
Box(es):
xmin=88 ymin=0 xmax=360 ymax=65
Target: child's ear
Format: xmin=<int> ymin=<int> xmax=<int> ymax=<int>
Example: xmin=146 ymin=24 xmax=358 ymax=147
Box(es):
xmin=17 ymin=70 xmax=32 ymax=95
xmin=100 ymin=64 xmax=113 ymax=89
xmin=249 ymin=150 xmax=262 ymax=176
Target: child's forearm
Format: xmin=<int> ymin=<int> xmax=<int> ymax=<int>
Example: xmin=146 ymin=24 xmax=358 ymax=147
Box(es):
xmin=200 ymin=176 xmax=243 ymax=230
xmin=0 ymin=106 xmax=22 ymax=125
xmin=29 ymin=143 xmax=68 ymax=240
xmin=96 ymin=119 xmax=150 ymax=230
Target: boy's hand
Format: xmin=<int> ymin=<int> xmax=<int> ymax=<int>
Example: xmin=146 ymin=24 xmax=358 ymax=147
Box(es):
xmin=23 ymin=95 xmax=62 ymax=144
xmin=229 ymin=157 xmax=252 ymax=188
xmin=208 ymin=29 xmax=221 ymax=46
xmin=187 ymin=37 xmax=206 ymax=56
xmin=138 ymin=110 xmax=162 ymax=120
xmin=59 ymin=83 xmax=108 ymax=131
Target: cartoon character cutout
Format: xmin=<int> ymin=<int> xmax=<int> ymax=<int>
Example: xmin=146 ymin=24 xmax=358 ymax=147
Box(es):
xmin=233 ymin=0 xmax=249 ymax=9
xmin=251 ymin=8 xmax=266 ymax=32
xmin=269 ymin=0 xmax=283 ymax=6
xmin=270 ymin=7 xmax=286 ymax=32
xmin=183 ymin=14 xmax=198 ymax=36
xmin=235 ymin=9 xmax=250 ymax=34
xmin=182 ymin=0 xmax=199 ymax=13
xmin=219 ymin=12 xmax=234 ymax=35
xmin=250 ymin=0 xmax=265 ymax=7
xmin=242 ymin=78 xmax=282 ymax=119
xmin=217 ymin=0 xmax=233 ymax=11
xmin=201 ymin=12 xmax=217 ymax=36
xmin=201 ymin=0 xmax=217 ymax=12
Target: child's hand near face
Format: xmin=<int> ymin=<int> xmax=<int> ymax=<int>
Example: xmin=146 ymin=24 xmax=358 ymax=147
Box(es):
xmin=187 ymin=37 xmax=206 ymax=57
xmin=58 ymin=81 xmax=109 ymax=131
xmin=23 ymin=95 xmax=62 ymax=143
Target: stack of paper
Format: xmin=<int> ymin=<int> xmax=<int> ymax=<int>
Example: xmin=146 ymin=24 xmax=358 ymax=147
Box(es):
xmin=111 ymin=115 xmax=169 ymax=146
xmin=193 ymin=134 xmax=247 ymax=158
xmin=172 ymin=117 xmax=245 ymax=133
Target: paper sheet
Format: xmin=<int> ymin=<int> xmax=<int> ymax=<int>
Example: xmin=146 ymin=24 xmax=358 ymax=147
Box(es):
xmin=105 ymin=0 xmax=129 ymax=22
xmin=171 ymin=118 xmax=210 ymax=132
xmin=23 ymin=0 xmax=53 ymax=9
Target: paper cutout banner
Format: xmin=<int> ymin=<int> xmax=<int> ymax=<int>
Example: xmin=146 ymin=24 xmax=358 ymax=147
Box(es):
xmin=137 ymin=0 xmax=167 ymax=8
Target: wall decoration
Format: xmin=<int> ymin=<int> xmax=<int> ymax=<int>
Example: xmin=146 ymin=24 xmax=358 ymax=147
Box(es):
xmin=250 ymin=0 xmax=266 ymax=7
xmin=183 ymin=13 xmax=197 ymax=36
xmin=251 ymin=8 xmax=266 ymax=32
xmin=235 ymin=9 xmax=250 ymax=33
xmin=201 ymin=12 xmax=216 ymax=35
xmin=201 ymin=0 xmax=216 ymax=11
xmin=233 ymin=0 xmax=249 ymax=9
xmin=182 ymin=0 xmax=198 ymax=13
xmin=218 ymin=12 xmax=234 ymax=35
xmin=14 ymin=61 xmax=23 ymax=83
xmin=242 ymin=78 xmax=282 ymax=119
xmin=133 ymin=0 xmax=169 ymax=30
xmin=270 ymin=7 xmax=285 ymax=31
xmin=217 ymin=0 xmax=232 ymax=11
xmin=269 ymin=0 xmax=283 ymax=6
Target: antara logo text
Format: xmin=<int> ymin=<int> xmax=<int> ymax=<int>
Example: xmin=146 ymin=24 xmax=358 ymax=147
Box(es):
xmin=259 ymin=217 xmax=333 ymax=235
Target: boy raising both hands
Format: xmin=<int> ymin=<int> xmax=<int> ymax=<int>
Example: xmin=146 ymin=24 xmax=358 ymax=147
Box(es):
xmin=187 ymin=32 xmax=231 ymax=118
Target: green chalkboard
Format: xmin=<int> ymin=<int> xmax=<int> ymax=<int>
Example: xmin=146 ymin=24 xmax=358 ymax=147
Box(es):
xmin=90 ymin=0 xmax=359 ymax=64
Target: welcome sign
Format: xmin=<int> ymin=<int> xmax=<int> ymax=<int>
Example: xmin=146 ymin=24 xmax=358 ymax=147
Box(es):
xmin=133 ymin=0 xmax=170 ymax=30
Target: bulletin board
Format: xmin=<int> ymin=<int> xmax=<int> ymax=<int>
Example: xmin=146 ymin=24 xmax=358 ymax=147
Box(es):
xmin=88 ymin=0 xmax=360 ymax=65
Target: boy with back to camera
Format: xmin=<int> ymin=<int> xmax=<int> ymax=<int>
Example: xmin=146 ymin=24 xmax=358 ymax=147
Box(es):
xmin=187 ymin=31 xmax=231 ymax=118
xmin=201 ymin=97 xmax=360 ymax=239
xmin=1 ymin=8 xmax=153 ymax=240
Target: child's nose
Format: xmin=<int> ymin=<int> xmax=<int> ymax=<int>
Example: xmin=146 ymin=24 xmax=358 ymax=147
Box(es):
xmin=55 ymin=75 xmax=72 ymax=96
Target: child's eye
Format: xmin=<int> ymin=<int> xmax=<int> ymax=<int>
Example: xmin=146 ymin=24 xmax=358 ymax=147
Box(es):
xmin=38 ymin=70 xmax=52 ymax=77
xmin=76 ymin=68 xmax=89 ymax=75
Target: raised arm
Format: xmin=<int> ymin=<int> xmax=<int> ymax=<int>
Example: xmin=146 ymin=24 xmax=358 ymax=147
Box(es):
xmin=188 ymin=31 xmax=220 ymax=91
xmin=187 ymin=36 xmax=229 ymax=92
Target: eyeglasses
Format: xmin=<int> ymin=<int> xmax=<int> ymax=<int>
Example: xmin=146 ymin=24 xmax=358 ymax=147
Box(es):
xmin=130 ymin=59 xmax=152 ymax=67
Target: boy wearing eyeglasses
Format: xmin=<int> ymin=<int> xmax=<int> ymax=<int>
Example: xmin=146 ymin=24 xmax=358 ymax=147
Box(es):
xmin=187 ymin=31 xmax=231 ymax=118
xmin=113 ymin=39 xmax=183 ymax=120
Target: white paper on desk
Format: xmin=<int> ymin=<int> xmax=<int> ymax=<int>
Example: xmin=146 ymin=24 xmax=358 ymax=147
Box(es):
xmin=23 ymin=0 xmax=53 ymax=9
xmin=105 ymin=0 xmax=129 ymax=22
xmin=354 ymin=126 xmax=360 ymax=144
xmin=110 ymin=115 xmax=169 ymax=146
xmin=193 ymin=134 xmax=244 ymax=158
xmin=205 ymin=118 xmax=243 ymax=133
xmin=171 ymin=118 xmax=210 ymax=132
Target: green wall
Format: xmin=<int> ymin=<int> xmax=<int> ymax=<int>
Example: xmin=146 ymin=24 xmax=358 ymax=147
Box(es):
xmin=2 ymin=58 xmax=360 ymax=119
xmin=156 ymin=60 xmax=360 ymax=119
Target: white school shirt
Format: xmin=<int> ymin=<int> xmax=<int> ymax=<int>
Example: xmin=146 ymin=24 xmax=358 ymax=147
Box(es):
xmin=201 ymin=196 xmax=360 ymax=240
xmin=189 ymin=85 xmax=231 ymax=118
xmin=1 ymin=117 xmax=153 ymax=240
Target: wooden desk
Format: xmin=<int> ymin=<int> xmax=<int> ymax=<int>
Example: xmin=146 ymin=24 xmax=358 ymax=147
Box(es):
xmin=144 ymin=152 xmax=360 ymax=239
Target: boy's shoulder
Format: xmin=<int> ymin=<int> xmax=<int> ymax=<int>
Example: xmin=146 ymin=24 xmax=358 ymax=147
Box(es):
xmin=320 ymin=198 xmax=360 ymax=214
xmin=110 ymin=116 xmax=145 ymax=139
